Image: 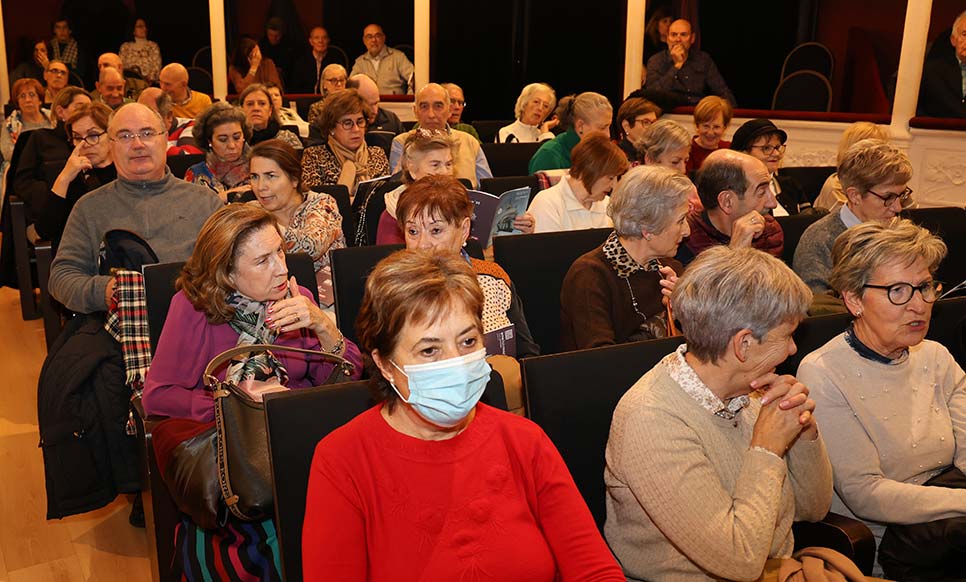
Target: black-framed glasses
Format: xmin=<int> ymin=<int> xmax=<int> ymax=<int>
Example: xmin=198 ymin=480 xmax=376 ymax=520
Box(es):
xmin=866 ymin=186 xmax=913 ymax=208
xmin=72 ymin=131 xmax=106 ymax=146
xmin=749 ymin=143 xmax=786 ymax=155
xmin=111 ymin=129 xmax=164 ymax=144
xmin=336 ymin=117 xmax=367 ymax=130
xmin=862 ymin=280 xmax=942 ymax=305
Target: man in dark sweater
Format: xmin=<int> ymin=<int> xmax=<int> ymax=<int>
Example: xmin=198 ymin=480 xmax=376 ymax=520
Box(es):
xmin=644 ymin=19 xmax=735 ymax=107
xmin=49 ymin=102 xmax=222 ymax=314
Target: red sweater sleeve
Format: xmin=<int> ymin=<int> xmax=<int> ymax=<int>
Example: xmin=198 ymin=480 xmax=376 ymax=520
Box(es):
xmin=375 ymin=210 xmax=405 ymax=245
xmin=530 ymin=430 xmax=626 ymax=582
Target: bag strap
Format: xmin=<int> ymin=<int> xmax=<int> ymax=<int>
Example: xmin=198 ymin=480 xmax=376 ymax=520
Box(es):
xmin=203 ymin=343 xmax=354 ymax=388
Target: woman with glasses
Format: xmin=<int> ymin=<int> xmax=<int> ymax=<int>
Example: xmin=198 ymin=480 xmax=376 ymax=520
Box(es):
xmin=1 ymin=78 xmax=52 ymax=165
xmin=184 ymin=103 xmax=252 ymax=203
xmin=794 ymin=140 xmax=913 ymax=313
xmin=34 ymin=101 xmax=116 ymax=246
xmin=730 ymin=118 xmax=811 ymax=215
xmin=798 ymin=218 xmax=965 ymax=581
xmin=300 ymin=89 xmax=389 ymax=195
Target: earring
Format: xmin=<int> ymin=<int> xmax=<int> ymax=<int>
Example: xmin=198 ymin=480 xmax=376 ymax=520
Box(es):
xmin=855 ymin=310 xmax=863 ymax=318
xmin=644 ymin=233 xmax=653 ymax=241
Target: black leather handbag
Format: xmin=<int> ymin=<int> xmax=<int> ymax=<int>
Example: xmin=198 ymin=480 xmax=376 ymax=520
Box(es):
xmin=206 ymin=343 xmax=354 ymax=522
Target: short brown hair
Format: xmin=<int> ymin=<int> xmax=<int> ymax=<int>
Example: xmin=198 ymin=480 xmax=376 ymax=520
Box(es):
xmin=569 ymin=134 xmax=629 ymax=188
xmin=617 ymin=97 xmax=662 ymax=139
xmin=193 ymin=102 xmax=251 ymax=152
xmin=65 ymin=101 xmax=112 ymax=135
xmin=693 ymin=95 xmax=733 ymax=126
xmin=356 ymin=249 xmax=484 ymax=409
xmin=53 ymin=86 xmax=90 ymax=112
xmin=396 ymin=174 xmax=473 ymax=226
xmin=238 ymin=83 xmax=279 ymax=122
xmin=250 ymin=139 xmax=306 ymax=193
xmin=177 ymin=205 xmax=280 ymax=323
xmin=315 ymin=89 xmax=367 ymax=137
xmin=12 ymin=78 xmax=44 ymax=106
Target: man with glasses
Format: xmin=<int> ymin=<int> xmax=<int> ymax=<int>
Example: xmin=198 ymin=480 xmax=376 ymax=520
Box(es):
xmin=730 ymin=118 xmax=812 ymax=216
xmin=350 ymin=24 xmax=414 ymax=95
xmin=388 ymin=83 xmax=492 ymax=187
xmin=442 ymin=83 xmax=481 ymax=142
xmin=43 ymin=60 xmax=70 ymax=106
xmin=49 ymin=103 xmax=222 ymax=314
xmin=794 ymin=139 xmax=914 ymax=313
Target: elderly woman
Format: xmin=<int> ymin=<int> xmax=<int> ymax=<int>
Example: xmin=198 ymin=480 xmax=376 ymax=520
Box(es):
xmin=615 ymin=97 xmax=662 ymax=162
xmin=302 ymin=249 xmax=624 ymax=580
xmin=798 ymin=219 xmax=962 ymax=580
xmin=794 ymin=139 xmax=913 ymax=307
xmin=33 ymin=101 xmax=116 ymax=246
xmin=300 ymin=89 xmax=390 ymax=194
xmin=239 ymin=83 xmax=302 ymax=150
xmin=639 ymin=118 xmax=691 ymax=173
xmin=497 ymin=82 xmax=558 ymax=143
xmin=229 ymin=37 xmax=283 ymax=94
xmin=144 ymin=204 xmax=361 ymax=580
xmin=119 ymin=18 xmax=162 ymax=83
xmin=730 ymin=118 xmax=810 ymax=215
xmin=814 ymin=122 xmax=890 ymax=212
xmin=306 ymin=64 xmax=349 ymax=125
xmin=559 ymin=165 xmax=687 ymax=350
xmin=2 ymin=78 xmax=52 ymax=164
xmin=686 ymin=95 xmax=732 ymax=174
xmin=606 ymin=245 xmax=833 ymax=581
xmin=528 ymin=91 xmax=612 ymax=173
xmin=528 ymin=134 xmax=629 ymax=233
xmin=397 ymin=174 xmax=540 ymax=357
xmin=184 ymin=102 xmax=252 ymax=202
xmin=250 ymin=139 xmax=345 ymax=307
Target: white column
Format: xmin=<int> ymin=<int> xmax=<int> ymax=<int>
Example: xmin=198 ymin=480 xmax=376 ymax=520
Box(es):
xmin=0 ymin=1 xmax=9 ymax=106
xmin=414 ymin=0 xmax=430 ymax=91
xmin=891 ymin=0 xmax=933 ymax=138
xmin=208 ymin=0 xmax=228 ymax=99
xmin=624 ymin=0 xmax=647 ymax=98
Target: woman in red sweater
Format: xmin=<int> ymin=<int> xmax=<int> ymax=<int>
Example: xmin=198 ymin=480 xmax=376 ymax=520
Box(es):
xmin=302 ymin=250 xmax=623 ymax=581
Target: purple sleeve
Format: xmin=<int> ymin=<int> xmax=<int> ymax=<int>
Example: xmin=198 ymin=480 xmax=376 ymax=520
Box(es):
xmin=296 ymin=286 xmax=365 ymax=382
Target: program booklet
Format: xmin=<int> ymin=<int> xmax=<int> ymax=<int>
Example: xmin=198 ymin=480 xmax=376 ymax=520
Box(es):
xmin=467 ymin=186 xmax=531 ymax=248
xmin=483 ymin=323 xmax=517 ymax=358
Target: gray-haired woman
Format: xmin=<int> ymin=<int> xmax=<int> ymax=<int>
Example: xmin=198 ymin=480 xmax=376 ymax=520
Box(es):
xmin=639 ymin=118 xmax=691 ymax=173
xmin=559 ymin=165 xmax=690 ymax=350
xmin=528 ymin=91 xmax=612 ymax=173
xmin=498 ymin=82 xmax=558 ymax=143
xmin=185 ymin=102 xmax=253 ymax=202
xmin=798 ymin=218 xmax=965 ymax=580
xmin=606 ymin=245 xmax=833 ymax=581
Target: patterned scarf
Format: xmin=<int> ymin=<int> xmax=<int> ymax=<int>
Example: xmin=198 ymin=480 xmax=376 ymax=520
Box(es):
xmin=601 ymin=231 xmax=673 ymax=340
xmin=204 ymin=143 xmax=251 ymax=190
xmin=602 ymin=231 xmax=662 ymax=278
xmin=224 ymin=292 xmax=289 ymax=388
xmin=104 ymin=270 xmax=152 ymax=436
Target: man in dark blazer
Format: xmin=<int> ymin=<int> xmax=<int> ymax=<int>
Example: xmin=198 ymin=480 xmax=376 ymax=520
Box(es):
xmin=919 ymin=11 xmax=966 ymax=118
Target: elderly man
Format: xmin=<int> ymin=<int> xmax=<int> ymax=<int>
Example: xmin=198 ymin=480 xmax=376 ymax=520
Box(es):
xmin=43 ymin=59 xmax=69 ymax=105
xmin=919 ymin=11 xmax=966 ymax=118
xmin=350 ymin=24 xmax=414 ymax=95
xmin=644 ymin=19 xmax=735 ymax=107
xmin=442 ymin=83 xmax=481 ymax=142
xmin=159 ymin=63 xmax=212 ymax=119
xmin=389 ymin=83 xmax=492 ymax=187
xmin=137 ymin=87 xmax=201 ymax=155
xmin=49 ymin=103 xmax=221 ymax=314
xmin=94 ymin=67 xmax=131 ymax=110
xmin=679 ymin=149 xmax=783 ymax=264
xmin=348 ymin=74 xmax=404 ymax=134
xmin=95 ymin=52 xmax=149 ymax=100
xmin=291 ymin=26 xmax=343 ymax=94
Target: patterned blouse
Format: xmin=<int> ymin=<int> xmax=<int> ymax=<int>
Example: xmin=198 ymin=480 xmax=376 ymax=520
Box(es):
xmin=279 ymin=191 xmax=346 ymax=276
xmin=119 ymin=39 xmax=162 ymax=82
xmin=300 ymin=143 xmax=390 ymax=192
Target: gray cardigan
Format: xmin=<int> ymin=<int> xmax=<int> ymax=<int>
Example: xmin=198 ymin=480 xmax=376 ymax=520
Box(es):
xmin=49 ymin=171 xmax=222 ymax=313
xmin=792 ymin=210 xmax=848 ymax=295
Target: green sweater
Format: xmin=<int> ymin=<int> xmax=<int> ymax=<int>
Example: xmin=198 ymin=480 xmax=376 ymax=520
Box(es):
xmin=528 ymin=128 xmax=579 ymax=174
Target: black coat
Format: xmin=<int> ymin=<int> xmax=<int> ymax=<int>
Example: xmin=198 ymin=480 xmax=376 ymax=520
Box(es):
xmin=918 ymin=56 xmax=966 ymax=118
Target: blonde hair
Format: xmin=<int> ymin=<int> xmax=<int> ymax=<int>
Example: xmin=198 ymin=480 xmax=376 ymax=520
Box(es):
xmin=836 ymin=122 xmax=889 ymax=165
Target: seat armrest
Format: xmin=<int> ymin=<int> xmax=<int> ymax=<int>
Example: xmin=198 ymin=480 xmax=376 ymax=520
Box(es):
xmin=793 ymin=512 xmax=876 ymax=575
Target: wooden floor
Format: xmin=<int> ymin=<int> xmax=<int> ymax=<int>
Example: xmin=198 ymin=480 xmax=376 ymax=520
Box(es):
xmin=0 ymin=287 xmax=151 ymax=582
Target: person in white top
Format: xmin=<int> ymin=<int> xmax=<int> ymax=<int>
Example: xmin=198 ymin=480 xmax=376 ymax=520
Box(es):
xmin=498 ymin=82 xmax=559 ymax=143
xmin=528 ymin=134 xmax=629 ymax=233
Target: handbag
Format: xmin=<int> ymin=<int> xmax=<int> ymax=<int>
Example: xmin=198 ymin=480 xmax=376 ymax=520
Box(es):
xmin=206 ymin=343 xmax=354 ymax=522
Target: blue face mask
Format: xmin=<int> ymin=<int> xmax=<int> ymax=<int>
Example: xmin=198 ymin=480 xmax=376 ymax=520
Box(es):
xmin=390 ymin=348 xmax=491 ymax=427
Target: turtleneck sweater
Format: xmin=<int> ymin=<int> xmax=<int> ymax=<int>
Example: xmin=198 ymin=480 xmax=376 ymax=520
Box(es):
xmin=49 ymin=171 xmax=222 ymax=313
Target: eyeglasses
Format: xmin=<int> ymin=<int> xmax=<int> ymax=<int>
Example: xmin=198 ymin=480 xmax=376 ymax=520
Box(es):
xmin=324 ymin=77 xmax=347 ymax=85
xmin=749 ymin=143 xmax=786 ymax=156
xmin=862 ymin=280 xmax=942 ymax=305
xmin=111 ymin=129 xmax=164 ymax=144
xmin=72 ymin=131 xmax=106 ymax=146
xmin=337 ymin=117 xmax=367 ymax=130
xmin=47 ymin=68 xmax=68 ymax=77
xmin=18 ymin=91 xmax=39 ymax=101
xmin=450 ymin=99 xmax=466 ymax=107
xmin=866 ymin=186 xmax=913 ymax=208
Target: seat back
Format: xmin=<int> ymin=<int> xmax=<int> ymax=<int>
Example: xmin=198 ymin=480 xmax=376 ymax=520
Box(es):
xmin=313 ymin=184 xmax=355 ymax=247
xmin=901 ymin=207 xmax=966 ymax=288
xmin=480 ymin=175 xmax=542 ymax=206
xmin=493 ymin=228 xmax=612 ymax=354
xmin=331 ymin=244 xmax=404 ymax=343
xmin=327 ymin=45 xmax=350 ymax=68
xmin=191 ymin=46 xmax=212 ymax=70
xmin=143 ymin=253 xmax=319 ymax=355
xmin=365 ymin=130 xmax=395 ymax=159
xmin=481 ymin=142 xmax=543 ymax=177
xmin=522 ymin=336 xmax=686 ymax=529
xmin=775 ymin=210 xmax=828 ymax=266
xmin=777 ymin=311 xmax=852 ymax=376
xmin=166 ymin=153 xmax=205 ymax=179
xmin=186 ymin=67 xmax=214 ymax=97
xmin=472 ymin=119 xmax=514 ymax=143
xmin=781 ymin=42 xmax=834 ymax=80
xmin=778 ymin=166 xmax=836 ymax=205
xmin=772 ymin=70 xmax=832 ymax=112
